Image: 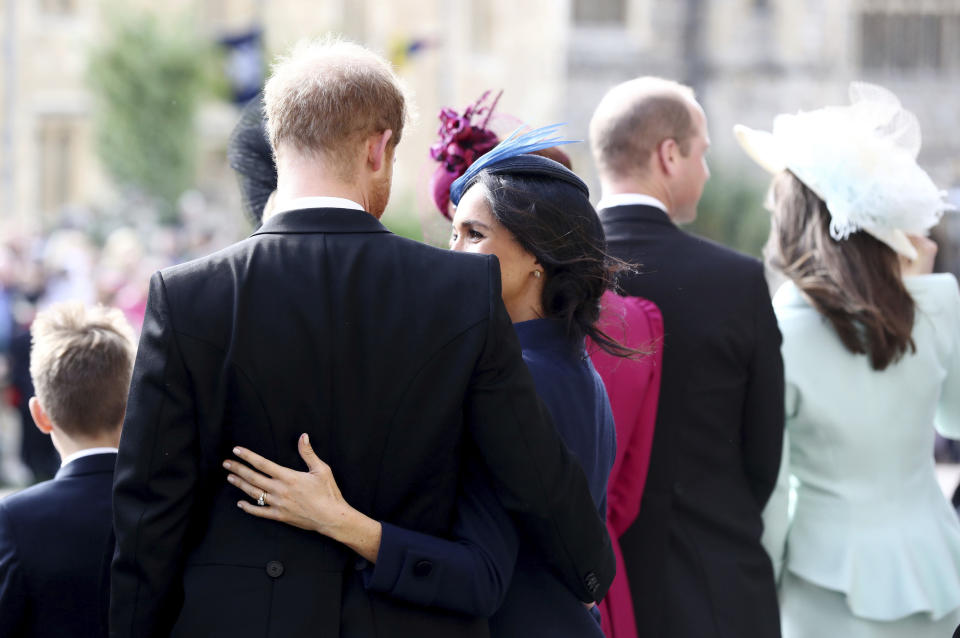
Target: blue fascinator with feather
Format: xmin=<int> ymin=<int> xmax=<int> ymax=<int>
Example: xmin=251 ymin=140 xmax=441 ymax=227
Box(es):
xmin=449 ymin=124 xmax=583 ymax=206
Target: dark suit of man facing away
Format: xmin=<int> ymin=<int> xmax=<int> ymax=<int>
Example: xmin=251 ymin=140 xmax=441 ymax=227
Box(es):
xmin=110 ymin=40 xmax=613 ymax=638
xmin=0 ymin=303 xmax=135 ymax=638
xmin=590 ymin=77 xmax=784 ymax=638
xmin=0 ymin=453 xmax=116 ymax=638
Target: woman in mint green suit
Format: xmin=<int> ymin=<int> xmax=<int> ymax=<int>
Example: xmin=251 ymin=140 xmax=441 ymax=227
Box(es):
xmin=736 ymin=83 xmax=960 ymax=637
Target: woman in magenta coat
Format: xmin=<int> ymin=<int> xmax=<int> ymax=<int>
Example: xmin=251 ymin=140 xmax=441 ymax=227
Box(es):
xmin=590 ymin=291 xmax=664 ymax=638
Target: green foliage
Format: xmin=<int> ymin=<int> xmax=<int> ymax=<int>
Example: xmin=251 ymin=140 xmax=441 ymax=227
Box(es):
xmin=381 ymin=191 xmax=433 ymax=242
xmin=687 ymin=169 xmax=771 ymax=258
xmin=382 ymin=212 xmax=425 ymax=242
xmin=87 ymin=6 xmax=215 ymax=222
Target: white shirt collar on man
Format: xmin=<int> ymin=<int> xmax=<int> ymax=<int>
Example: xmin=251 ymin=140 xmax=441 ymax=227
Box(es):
xmin=273 ymin=196 xmax=365 ymax=215
xmin=61 ymin=447 xmax=119 ymax=468
xmin=596 ymin=193 xmax=668 ymax=213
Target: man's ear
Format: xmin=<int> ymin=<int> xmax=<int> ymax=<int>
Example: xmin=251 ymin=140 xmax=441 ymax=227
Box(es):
xmin=656 ymin=138 xmax=679 ymax=177
xmin=368 ymin=129 xmax=394 ymax=173
xmin=28 ymin=397 xmax=53 ymax=435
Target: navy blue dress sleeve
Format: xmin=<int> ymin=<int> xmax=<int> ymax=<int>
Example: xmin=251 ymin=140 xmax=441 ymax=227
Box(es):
xmin=364 ymin=461 xmax=519 ymax=616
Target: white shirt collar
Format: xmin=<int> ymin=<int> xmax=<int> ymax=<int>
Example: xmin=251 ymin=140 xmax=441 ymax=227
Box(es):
xmin=61 ymin=447 xmax=118 ymax=468
xmin=596 ymin=193 xmax=668 ymax=213
xmin=274 ymin=196 xmax=365 ymax=215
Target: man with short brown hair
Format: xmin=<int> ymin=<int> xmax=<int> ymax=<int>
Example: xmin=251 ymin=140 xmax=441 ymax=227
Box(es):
xmin=0 ymin=302 xmax=135 ymax=638
xmin=111 ymin=38 xmax=614 ymax=638
xmin=262 ymin=38 xmax=407 ymax=209
xmin=589 ymin=76 xmax=707 ymax=224
xmin=589 ymin=77 xmax=784 ymax=638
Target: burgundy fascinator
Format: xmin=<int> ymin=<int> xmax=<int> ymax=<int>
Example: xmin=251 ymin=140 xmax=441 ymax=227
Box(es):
xmin=429 ymin=90 xmax=503 ymax=219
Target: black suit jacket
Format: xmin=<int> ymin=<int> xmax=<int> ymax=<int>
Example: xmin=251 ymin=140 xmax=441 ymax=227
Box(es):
xmin=110 ymin=207 xmax=614 ymax=638
xmin=601 ymin=205 xmax=784 ymax=638
xmin=0 ymin=452 xmax=116 ymax=638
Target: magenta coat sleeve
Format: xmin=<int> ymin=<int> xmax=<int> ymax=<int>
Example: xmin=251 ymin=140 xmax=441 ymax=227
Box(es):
xmin=591 ymin=293 xmax=664 ymax=536
xmin=589 ymin=292 xmax=664 ymax=638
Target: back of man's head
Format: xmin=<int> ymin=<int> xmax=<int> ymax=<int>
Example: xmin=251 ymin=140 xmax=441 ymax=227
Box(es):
xmin=29 ymin=303 xmax=136 ymax=438
xmin=264 ymin=38 xmax=407 ymax=179
xmin=589 ymin=76 xmax=698 ymax=182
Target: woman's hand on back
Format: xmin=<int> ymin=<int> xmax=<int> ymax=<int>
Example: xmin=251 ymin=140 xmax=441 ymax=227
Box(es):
xmin=223 ymin=434 xmax=382 ymax=562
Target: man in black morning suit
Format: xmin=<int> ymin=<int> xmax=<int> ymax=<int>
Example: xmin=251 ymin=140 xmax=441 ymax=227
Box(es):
xmin=0 ymin=303 xmax=136 ymax=637
xmin=110 ymin=40 xmax=614 ymax=638
xmin=589 ymin=77 xmax=785 ymax=638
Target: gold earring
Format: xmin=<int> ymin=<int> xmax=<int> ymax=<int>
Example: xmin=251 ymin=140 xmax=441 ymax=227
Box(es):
xmin=533 ymin=270 xmax=542 ymax=279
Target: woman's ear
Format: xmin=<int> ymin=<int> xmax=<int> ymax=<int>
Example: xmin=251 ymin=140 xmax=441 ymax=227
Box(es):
xmin=531 ymin=257 xmax=545 ymax=279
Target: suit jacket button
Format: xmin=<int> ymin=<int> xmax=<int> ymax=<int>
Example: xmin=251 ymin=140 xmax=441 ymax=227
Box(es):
xmin=266 ymin=560 xmax=284 ymax=578
xmin=413 ymin=560 xmax=433 ymax=578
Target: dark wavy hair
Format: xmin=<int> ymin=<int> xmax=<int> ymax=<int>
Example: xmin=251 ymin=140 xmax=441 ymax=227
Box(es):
xmin=766 ymin=170 xmax=915 ymax=370
xmin=471 ymin=170 xmax=640 ymax=358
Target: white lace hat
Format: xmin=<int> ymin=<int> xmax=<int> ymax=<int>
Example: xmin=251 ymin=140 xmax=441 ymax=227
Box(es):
xmin=734 ymin=82 xmax=955 ymax=259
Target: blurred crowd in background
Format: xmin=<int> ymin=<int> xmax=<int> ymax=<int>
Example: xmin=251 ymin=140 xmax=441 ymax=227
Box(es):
xmin=1 ymin=0 xmax=960 ymax=486
xmin=0 ymin=193 xmax=238 ymax=485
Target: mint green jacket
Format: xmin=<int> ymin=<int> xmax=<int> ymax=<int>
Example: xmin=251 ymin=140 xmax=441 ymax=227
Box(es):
xmin=762 ymin=274 xmax=960 ymax=622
